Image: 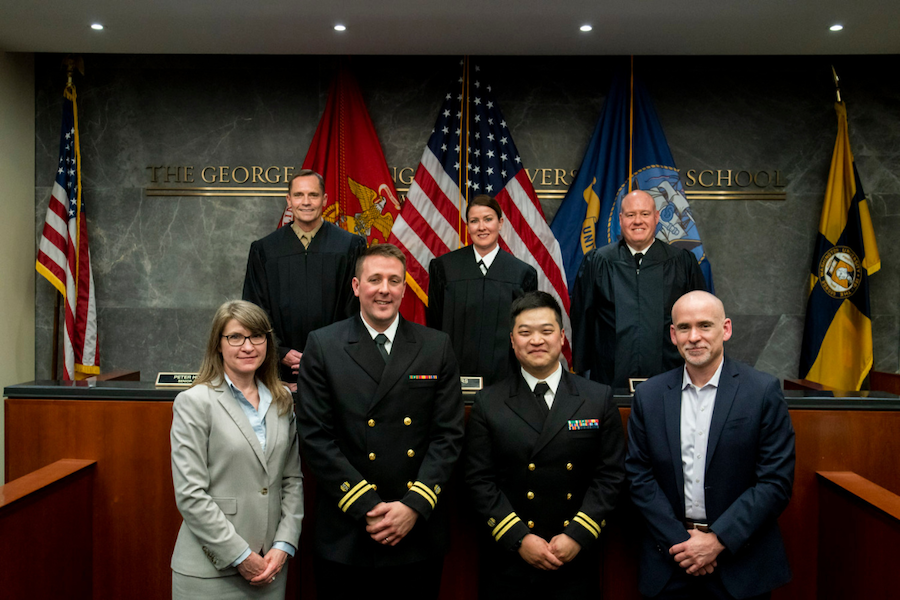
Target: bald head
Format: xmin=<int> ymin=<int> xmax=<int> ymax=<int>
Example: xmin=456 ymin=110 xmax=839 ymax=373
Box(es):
xmin=619 ymin=190 xmax=659 ymax=251
xmin=670 ymin=291 xmax=732 ymax=384
xmin=672 ymin=291 xmax=726 ymax=324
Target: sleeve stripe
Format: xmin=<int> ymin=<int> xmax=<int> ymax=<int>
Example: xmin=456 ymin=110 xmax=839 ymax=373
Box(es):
xmin=493 ymin=516 xmax=522 ymax=542
xmin=339 ymin=480 xmax=374 ymax=512
xmin=410 ymin=485 xmax=437 ymax=509
xmin=412 ymin=481 xmax=438 ymax=503
xmin=491 ymin=512 xmax=520 ymax=540
xmin=573 ymin=514 xmax=601 ymax=539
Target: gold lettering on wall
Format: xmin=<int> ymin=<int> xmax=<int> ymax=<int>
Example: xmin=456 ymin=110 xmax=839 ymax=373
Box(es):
xmin=684 ymin=169 xmax=787 ymax=200
xmin=145 ymin=164 xmax=784 ymax=201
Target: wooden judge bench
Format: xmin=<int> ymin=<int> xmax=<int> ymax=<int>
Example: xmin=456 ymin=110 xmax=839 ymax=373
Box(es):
xmin=3 ymin=373 xmax=900 ymax=600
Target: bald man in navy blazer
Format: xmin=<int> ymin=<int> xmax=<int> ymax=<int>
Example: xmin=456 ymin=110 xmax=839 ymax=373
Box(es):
xmin=626 ymin=291 xmax=795 ymax=600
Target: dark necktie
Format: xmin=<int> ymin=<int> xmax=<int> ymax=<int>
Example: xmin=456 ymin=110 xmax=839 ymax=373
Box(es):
xmin=478 ymin=259 xmax=487 ymax=276
xmin=374 ymin=333 xmax=390 ymax=363
xmin=634 ymin=252 xmax=644 ymax=270
xmin=533 ymin=381 xmax=550 ymax=415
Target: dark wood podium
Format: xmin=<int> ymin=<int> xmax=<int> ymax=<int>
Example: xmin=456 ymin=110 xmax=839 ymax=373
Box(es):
xmin=4 ymin=380 xmax=900 ymax=600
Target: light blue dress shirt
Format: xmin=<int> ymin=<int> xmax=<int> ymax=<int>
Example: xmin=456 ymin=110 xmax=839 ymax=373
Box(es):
xmin=223 ymin=375 xmax=296 ymax=566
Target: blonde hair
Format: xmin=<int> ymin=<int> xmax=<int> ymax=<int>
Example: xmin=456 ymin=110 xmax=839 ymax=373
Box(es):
xmin=193 ymin=300 xmax=292 ymax=415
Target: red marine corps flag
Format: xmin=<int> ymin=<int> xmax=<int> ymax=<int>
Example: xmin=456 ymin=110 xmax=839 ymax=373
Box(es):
xmin=278 ymin=67 xmax=401 ymax=250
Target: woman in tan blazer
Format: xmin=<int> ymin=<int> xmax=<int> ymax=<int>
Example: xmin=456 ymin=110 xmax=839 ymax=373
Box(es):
xmin=171 ymin=300 xmax=303 ymax=599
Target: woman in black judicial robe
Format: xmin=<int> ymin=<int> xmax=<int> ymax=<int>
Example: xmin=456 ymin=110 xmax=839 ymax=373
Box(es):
xmin=426 ymin=195 xmax=538 ymax=387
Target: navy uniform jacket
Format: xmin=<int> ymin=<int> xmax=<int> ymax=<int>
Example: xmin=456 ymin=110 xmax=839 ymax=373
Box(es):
xmin=625 ymin=357 xmax=795 ymax=599
xmin=427 ymin=247 xmax=537 ymax=387
xmin=465 ymin=371 xmax=625 ymax=573
xmin=296 ymin=315 xmax=464 ymax=567
xmin=243 ymin=222 xmax=366 ymax=380
xmin=572 ymin=239 xmax=706 ymax=389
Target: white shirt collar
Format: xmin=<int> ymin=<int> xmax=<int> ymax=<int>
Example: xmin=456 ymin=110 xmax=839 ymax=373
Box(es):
xmin=473 ymin=244 xmax=501 ymax=270
xmin=682 ymin=357 xmax=725 ymax=391
xmin=626 ymin=239 xmax=655 ymax=256
xmin=360 ymin=312 xmax=401 ymax=343
xmin=520 ymin=361 xmax=563 ymax=395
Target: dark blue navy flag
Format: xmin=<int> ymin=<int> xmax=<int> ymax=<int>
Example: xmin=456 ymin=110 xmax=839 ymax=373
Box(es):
xmin=551 ymin=72 xmax=713 ymax=292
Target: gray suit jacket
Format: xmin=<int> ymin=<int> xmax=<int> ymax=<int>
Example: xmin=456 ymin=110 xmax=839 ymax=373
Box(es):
xmin=170 ymin=381 xmax=304 ymax=577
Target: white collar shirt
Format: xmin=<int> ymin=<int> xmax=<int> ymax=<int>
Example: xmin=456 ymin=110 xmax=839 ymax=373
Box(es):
xmin=520 ymin=363 xmax=563 ymax=410
xmin=360 ymin=313 xmax=400 ymax=355
xmin=680 ymin=359 xmax=724 ymax=522
xmin=474 ymin=244 xmax=501 ymax=274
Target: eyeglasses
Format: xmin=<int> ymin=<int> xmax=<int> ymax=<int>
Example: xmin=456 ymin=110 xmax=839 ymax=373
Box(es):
xmin=221 ymin=333 xmax=267 ymax=346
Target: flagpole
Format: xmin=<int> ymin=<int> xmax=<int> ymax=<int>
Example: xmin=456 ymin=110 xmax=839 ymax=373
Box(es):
xmin=831 ymin=65 xmax=842 ymax=103
xmin=628 ymin=55 xmax=635 ymax=193
xmin=459 ymin=57 xmax=470 ymax=248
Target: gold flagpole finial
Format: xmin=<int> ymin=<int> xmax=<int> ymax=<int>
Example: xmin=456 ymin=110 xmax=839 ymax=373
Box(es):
xmin=831 ymin=65 xmax=841 ymax=103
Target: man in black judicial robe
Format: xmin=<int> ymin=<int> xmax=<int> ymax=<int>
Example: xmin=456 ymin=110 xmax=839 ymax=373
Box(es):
xmin=243 ymin=169 xmax=366 ymax=385
xmin=571 ymin=190 xmax=706 ymax=390
xmin=427 ymin=195 xmax=537 ymax=387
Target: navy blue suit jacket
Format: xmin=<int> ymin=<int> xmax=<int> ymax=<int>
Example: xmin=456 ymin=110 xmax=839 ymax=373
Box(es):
xmin=625 ymin=357 xmax=795 ymax=599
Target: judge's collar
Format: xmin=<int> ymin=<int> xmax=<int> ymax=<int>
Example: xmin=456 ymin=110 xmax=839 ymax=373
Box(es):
xmin=625 ymin=239 xmax=655 ymax=256
xmin=473 ymin=244 xmax=501 ymax=270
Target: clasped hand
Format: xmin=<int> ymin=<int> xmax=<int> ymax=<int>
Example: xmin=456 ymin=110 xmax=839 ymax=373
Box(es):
xmin=365 ymin=501 xmax=418 ymax=547
xmin=518 ymin=533 xmax=581 ymax=571
xmin=669 ymin=529 xmax=724 ymax=576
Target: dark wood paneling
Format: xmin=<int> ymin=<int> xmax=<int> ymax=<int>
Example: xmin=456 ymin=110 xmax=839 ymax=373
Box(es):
xmin=6 ymin=398 xmax=900 ymax=600
xmin=5 ymin=399 xmax=178 ymax=600
xmin=0 ymin=459 xmax=95 ymax=600
xmin=817 ymin=472 xmax=900 ymax=600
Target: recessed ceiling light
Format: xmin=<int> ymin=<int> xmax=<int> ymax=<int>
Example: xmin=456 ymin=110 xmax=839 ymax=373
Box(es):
xmin=91 ymin=23 xmax=104 ymax=31
xmin=580 ymin=24 xmax=593 ymax=32
xmin=334 ymin=24 xmax=347 ymax=32
xmin=830 ymin=24 xmax=843 ymax=31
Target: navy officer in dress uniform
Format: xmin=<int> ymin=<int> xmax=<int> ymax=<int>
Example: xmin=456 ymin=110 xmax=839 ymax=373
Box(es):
xmin=296 ymin=243 xmax=465 ymax=600
xmin=464 ymin=290 xmax=625 ymax=599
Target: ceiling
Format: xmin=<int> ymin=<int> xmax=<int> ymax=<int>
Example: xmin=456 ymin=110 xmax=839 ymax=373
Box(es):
xmin=1 ymin=0 xmax=898 ymax=56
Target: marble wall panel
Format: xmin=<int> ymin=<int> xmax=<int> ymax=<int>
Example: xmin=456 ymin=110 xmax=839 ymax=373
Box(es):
xmin=32 ymin=54 xmax=899 ymax=382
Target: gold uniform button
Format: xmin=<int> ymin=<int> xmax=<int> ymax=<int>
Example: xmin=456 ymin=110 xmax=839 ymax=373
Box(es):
xmin=369 ymin=453 xmax=376 ymax=461
xmin=601 ymin=520 xmax=606 ymax=528
xmin=487 ymin=518 xmax=496 ymax=527
xmin=407 ymin=449 xmax=415 ymax=458
xmin=566 ymin=462 xmax=573 ymax=471
xmin=528 ymin=463 xmax=536 ymax=471
xmin=566 ymin=493 xmax=572 ymax=500
xmin=368 ymin=419 xmax=375 ymax=427
xmin=261 ymin=488 xmax=268 ymax=495
xmin=527 ymin=520 xmax=535 ymax=529
xmin=563 ymin=520 xmax=570 ymax=527
xmin=372 ymin=484 xmax=377 ymax=491
xmin=404 ymin=417 xmax=412 ymax=425
xmin=526 ymin=491 xmax=535 ymax=500
xmin=407 ymin=481 xmax=413 ymax=489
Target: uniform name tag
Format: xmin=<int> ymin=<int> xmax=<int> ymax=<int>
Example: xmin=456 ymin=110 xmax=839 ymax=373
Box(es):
xmin=409 ymin=375 xmax=438 ymax=380
xmin=568 ymin=419 xmax=600 ymax=430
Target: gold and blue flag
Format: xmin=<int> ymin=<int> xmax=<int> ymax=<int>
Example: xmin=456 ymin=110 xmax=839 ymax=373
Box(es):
xmin=550 ymin=67 xmax=713 ymax=292
xmin=799 ymin=102 xmax=880 ymax=390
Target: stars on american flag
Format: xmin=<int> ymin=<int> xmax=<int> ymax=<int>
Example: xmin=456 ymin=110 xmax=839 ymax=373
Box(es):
xmin=424 ymin=64 xmax=520 ymax=186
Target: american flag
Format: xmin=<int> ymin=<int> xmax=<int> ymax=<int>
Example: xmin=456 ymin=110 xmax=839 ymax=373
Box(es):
xmin=35 ymin=83 xmax=99 ymax=380
xmin=389 ymin=60 xmax=571 ymax=358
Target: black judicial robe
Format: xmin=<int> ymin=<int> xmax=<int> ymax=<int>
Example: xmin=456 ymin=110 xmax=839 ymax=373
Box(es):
xmin=242 ymin=222 xmax=366 ymax=380
xmin=427 ymin=247 xmax=537 ymax=387
xmin=571 ymin=239 xmax=706 ymax=390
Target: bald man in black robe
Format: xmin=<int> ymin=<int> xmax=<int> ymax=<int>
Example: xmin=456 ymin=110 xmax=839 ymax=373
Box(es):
xmin=571 ymin=190 xmax=705 ymax=390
